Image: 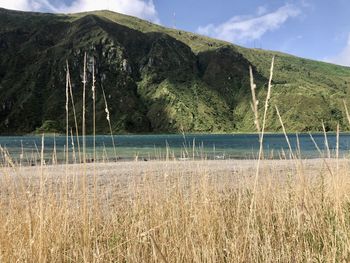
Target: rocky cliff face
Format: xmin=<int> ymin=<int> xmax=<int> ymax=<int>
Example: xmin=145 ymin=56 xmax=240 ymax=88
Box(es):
xmin=1 ymin=8 xmax=350 ymax=134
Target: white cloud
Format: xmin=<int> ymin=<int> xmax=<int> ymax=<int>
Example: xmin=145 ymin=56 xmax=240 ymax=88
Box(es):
xmin=61 ymin=0 xmax=159 ymax=23
xmin=0 ymin=0 xmax=160 ymax=23
xmin=0 ymin=0 xmax=70 ymax=12
xmin=197 ymin=4 xmax=301 ymax=44
xmin=326 ymin=34 xmax=350 ymax=66
xmin=0 ymin=0 xmax=31 ymax=10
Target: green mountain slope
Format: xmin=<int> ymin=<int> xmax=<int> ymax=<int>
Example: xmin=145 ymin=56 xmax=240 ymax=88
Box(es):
xmin=1 ymin=8 xmax=350 ymax=134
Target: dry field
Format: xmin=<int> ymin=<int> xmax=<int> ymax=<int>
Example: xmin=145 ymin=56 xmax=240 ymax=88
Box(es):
xmin=1 ymin=157 xmax=350 ymax=262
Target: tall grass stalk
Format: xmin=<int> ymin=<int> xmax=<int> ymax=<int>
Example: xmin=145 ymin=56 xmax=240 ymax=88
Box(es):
xmin=81 ymin=52 xmax=89 ymax=261
xmin=20 ymin=140 xmax=24 ymax=166
xmin=65 ymin=64 xmax=69 ymax=166
xmin=52 ymin=133 xmax=57 ymax=165
xmin=70 ymin=128 xmax=77 ymax=163
xmin=67 ymin=61 xmax=82 ymax=164
xmin=39 ymin=134 xmax=45 ymax=262
xmin=275 ymin=105 xmax=295 ymax=159
xmin=322 ymin=121 xmax=331 ymax=158
xmin=101 ymin=84 xmax=117 ymax=161
xmin=82 ymin=52 xmax=87 ymax=164
xmin=249 ymin=65 xmax=260 ymax=133
xmin=92 ymin=57 xmax=96 ymax=164
xmin=243 ymin=56 xmax=274 ymax=258
xmin=91 ymin=56 xmax=99 ymax=222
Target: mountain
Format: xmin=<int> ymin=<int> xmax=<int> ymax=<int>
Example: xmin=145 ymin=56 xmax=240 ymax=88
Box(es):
xmin=1 ymin=8 xmax=350 ymax=135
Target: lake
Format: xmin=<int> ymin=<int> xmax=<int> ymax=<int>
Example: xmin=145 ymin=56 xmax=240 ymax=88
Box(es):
xmin=0 ymin=133 xmax=349 ymax=164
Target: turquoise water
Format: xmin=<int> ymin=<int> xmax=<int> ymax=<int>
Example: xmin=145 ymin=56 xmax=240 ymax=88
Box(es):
xmin=0 ymin=133 xmax=350 ymax=164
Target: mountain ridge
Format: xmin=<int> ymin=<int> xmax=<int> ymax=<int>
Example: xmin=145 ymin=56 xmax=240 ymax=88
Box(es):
xmin=1 ymin=8 xmax=350 ymax=134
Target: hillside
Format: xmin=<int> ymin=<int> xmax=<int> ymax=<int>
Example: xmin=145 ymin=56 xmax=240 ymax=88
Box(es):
xmin=1 ymin=8 xmax=350 ymax=134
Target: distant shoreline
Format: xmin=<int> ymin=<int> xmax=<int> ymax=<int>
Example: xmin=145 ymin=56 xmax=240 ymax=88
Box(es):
xmin=2 ymin=131 xmax=350 ymax=137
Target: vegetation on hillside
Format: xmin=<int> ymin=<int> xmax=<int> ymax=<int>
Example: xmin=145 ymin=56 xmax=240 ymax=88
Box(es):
xmin=1 ymin=8 xmax=350 ymax=134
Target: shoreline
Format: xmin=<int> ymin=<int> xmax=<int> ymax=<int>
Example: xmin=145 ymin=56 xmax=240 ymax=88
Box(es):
xmin=8 ymin=157 xmax=337 ymax=179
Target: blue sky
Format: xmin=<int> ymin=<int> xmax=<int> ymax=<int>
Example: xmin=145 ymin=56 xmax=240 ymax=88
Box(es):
xmin=1 ymin=0 xmax=350 ymax=66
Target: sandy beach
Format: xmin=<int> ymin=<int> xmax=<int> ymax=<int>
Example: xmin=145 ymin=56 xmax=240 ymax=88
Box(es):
xmin=8 ymin=157 xmax=341 ymax=178
xmin=3 ymin=158 xmax=343 ymax=193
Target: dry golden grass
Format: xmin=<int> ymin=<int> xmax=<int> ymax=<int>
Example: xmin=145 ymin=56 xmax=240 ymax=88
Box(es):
xmin=1 ymin=158 xmax=350 ymax=262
